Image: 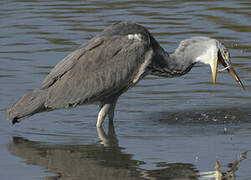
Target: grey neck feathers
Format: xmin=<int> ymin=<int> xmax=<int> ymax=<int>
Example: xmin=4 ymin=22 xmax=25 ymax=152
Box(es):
xmin=149 ymin=47 xmax=196 ymax=78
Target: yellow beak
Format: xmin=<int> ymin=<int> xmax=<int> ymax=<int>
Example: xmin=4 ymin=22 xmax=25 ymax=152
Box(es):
xmin=212 ymin=57 xmax=218 ymax=84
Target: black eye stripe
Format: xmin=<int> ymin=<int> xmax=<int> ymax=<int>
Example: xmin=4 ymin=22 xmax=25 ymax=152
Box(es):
xmin=218 ymin=50 xmax=228 ymax=67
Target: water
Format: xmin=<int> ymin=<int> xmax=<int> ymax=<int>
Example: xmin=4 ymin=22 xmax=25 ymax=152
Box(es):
xmin=1 ymin=0 xmax=251 ymax=179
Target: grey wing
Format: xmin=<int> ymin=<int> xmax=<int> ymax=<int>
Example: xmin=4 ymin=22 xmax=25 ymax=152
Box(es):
xmin=43 ymin=34 xmax=153 ymax=109
xmin=40 ymin=37 xmax=104 ymax=89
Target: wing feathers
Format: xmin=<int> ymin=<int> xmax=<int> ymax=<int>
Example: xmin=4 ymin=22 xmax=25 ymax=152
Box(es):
xmin=44 ymin=34 xmax=152 ymax=109
xmin=40 ymin=37 xmax=105 ymax=89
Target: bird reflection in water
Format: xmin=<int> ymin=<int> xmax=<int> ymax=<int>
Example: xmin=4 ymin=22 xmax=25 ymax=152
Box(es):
xmin=8 ymin=123 xmax=247 ymax=180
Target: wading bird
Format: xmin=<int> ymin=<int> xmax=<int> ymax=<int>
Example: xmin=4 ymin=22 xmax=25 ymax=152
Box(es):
xmin=7 ymin=21 xmax=244 ymax=128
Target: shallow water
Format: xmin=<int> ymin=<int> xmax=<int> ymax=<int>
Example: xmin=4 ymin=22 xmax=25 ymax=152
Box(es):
xmin=1 ymin=0 xmax=251 ymax=179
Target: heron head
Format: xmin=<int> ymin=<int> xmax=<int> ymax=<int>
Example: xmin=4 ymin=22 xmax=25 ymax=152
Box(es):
xmin=211 ymin=42 xmax=245 ymax=89
xmin=172 ymin=37 xmax=244 ymax=88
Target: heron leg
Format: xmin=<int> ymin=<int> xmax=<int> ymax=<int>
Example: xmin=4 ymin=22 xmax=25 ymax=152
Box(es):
xmin=108 ymin=100 xmax=117 ymax=125
xmin=96 ymin=104 xmax=110 ymax=128
xmin=96 ymin=98 xmax=118 ymax=128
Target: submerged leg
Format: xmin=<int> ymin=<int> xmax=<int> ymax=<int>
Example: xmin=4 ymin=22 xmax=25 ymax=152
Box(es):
xmin=96 ymin=120 xmax=118 ymax=147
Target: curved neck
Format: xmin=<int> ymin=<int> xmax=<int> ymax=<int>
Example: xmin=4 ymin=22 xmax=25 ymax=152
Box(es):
xmin=149 ymin=47 xmax=196 ymax=78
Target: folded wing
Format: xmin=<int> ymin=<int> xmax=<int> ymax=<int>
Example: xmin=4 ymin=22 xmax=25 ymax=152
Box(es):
xmin=41 ymin=34 xmax=153 ymax=109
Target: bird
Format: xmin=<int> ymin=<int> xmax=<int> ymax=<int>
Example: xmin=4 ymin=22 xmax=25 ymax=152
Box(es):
xmin=7 ymin=21 xmax=244 ymax=128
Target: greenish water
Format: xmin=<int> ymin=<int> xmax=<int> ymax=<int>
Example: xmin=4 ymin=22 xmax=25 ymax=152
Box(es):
xmin=0 ymin=0 xmax=251 ymax=179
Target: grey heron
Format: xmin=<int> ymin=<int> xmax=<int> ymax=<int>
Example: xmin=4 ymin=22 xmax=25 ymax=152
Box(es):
xmin=7 ymin=21 xmax=244 ymax=128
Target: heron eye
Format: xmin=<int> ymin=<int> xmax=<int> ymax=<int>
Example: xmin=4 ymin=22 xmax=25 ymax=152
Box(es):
xmin=223 ymin=49 xmax=229 ymax=58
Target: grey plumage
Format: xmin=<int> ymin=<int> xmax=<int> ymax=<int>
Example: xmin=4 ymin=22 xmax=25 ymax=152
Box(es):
xmin=7 ymin=21 xmax=243 ymax=127
xmin=43 ymin=33 xmax=152 ymax=108
xmin=8 ymin=22 xmax=155 ymax=125
xmin=8 ymin=89 xmax=47 ymax=123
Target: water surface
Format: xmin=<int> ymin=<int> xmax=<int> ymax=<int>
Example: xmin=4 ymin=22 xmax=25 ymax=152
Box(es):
xmin=1 ymin=0 xmax=251 ymax=179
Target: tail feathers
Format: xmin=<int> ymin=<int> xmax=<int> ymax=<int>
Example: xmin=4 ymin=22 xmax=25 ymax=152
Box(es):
xmin=7 ymin=89 xmax=48 ymax=124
